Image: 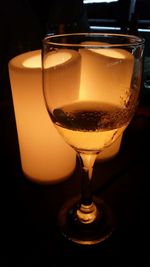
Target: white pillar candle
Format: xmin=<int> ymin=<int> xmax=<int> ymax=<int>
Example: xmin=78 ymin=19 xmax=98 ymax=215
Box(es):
xmin=8 ymin=50 xmax=77 ymax=183
xmin=43 ymin=49 xmax=81 ymax=110
xmin=79 ymin=45 xmax=134 ymax=161
xmin=80 ymin=46 xmax=134 ymax=104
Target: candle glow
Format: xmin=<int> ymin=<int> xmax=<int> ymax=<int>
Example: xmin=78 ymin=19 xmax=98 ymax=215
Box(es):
xmin=8 ymin=50 xmax=77 ymax=183
xmin=79 ymin=45 xmax=134 ymax=160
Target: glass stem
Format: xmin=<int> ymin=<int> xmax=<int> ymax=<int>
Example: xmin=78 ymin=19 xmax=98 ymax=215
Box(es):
xmin=76 ymin=152 xmax=99 ymax=224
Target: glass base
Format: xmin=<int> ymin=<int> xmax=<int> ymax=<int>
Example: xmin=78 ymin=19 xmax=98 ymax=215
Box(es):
xmin=58 ymin=196 xmax=116 ymax=245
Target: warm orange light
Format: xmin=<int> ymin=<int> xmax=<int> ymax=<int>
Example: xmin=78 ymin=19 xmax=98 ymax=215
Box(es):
xmin=79 ymin=47 xmax=134 ymax=160
xmin=8 ymin=50 xmax=76 ymax=183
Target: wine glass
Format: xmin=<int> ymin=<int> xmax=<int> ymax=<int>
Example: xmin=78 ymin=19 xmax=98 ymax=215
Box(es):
xmin=42 ymin=33 xmax=144 ymax=245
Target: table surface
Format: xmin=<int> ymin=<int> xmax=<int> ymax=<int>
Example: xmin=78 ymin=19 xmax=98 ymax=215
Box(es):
xmin=1 ymin=95 xmax=150 ymax=266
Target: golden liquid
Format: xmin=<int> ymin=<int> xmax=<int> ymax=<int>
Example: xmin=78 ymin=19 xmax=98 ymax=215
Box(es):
xmin=50 ymin=101 xmax=130 ymax=152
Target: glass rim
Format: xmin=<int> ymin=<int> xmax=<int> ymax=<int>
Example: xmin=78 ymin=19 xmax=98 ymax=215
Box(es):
xmin=42 ymin=32 xmax=145 ymax=48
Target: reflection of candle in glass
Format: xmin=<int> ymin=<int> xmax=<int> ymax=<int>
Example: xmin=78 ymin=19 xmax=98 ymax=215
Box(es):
xmin=8 ymin=50 xmax=79 ymax=183
xmin=80 ymin=46 xmax=134 ymax=160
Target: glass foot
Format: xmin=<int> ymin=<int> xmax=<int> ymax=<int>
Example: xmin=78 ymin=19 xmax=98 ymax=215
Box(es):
xmin=58 ymin=196 xmax=116 ymax=245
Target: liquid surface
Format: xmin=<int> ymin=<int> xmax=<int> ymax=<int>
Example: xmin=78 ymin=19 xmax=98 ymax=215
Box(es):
xmin=50 ymin=101 xmax=133 ymax=152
